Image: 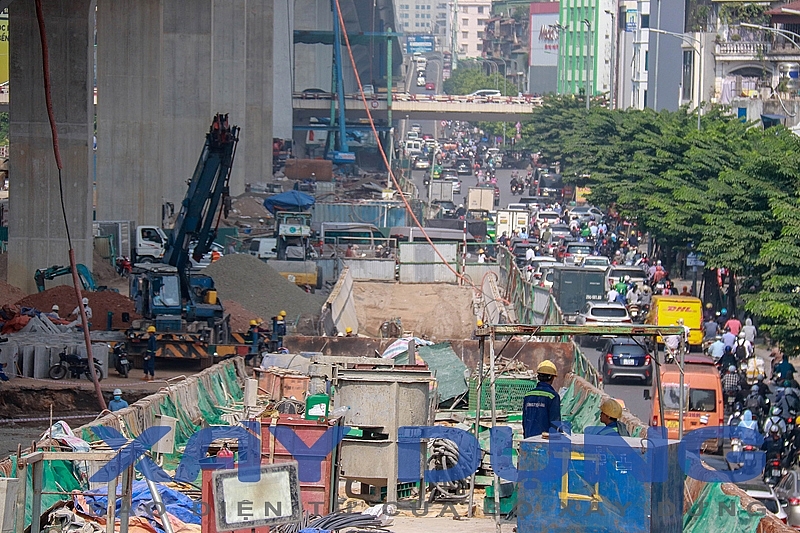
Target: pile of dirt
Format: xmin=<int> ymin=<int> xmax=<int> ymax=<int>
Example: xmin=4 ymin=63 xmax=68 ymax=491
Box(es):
xmin=92 ymin=251 xmax=121 ymax=284
xmin=205 ymin=254 xmax=323 ymax=321
xmin=0 ymin=281 xmax=26 ymax=307
xmin=223 ymin=299 xmax=258 ymax=332
xmin=16 ymin=285 xmax=140 ymax=330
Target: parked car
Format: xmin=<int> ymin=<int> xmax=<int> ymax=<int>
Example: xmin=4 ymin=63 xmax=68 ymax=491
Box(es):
xmin=739 ymin=481 xmax=789 ymax=525
xmin=775 ymin=471 xmax=800 ymax=527
xmin=576 ymin=302 xmax=632 ymax=346
xmin=188 ymin=241 xmax=225 ymax=269
xmin=597 ymin=337 xmax=652 ymax=385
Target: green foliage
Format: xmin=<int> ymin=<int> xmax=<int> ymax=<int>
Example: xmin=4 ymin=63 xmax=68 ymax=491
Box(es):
xmin=0 ymin=113 xmax=7 ymax=146
xmin=515 ymin=95 xmax=800 ymax=351
xmin=442 ymin=64 xmax=518 ymax=96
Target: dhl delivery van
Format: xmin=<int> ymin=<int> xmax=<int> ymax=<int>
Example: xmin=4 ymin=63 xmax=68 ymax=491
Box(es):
xmin=644 ymin=295 xmax=703 ymax=347
xmin=648 ymin=355 xmax=724 ymax=453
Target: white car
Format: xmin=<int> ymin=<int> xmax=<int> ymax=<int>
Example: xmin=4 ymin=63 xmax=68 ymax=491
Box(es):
xmin=606 ymin=266 xmax=648 ymax=289
xmin=568 ymin=205 xmax=604 ymax=222
xmin=468 ymin=89 xmax=502 ymax=97
xmin=188 ymin=241 xmax=224 ymax=269
xmin=417 ymin=76 xmax=426 ymax=87
xmin=507 ymin=203 xmax=530 ymax=211
xmin=536 ymin=210 xmax=561 ymax=225
xmin=575 ymin=302 xmax=632 ymax=345
xmin=579 ymin=256 xmax=611 ymax=270
xmin=414 ymin=157 xmax=431 ymax=170
xmin=739 ymin=482 xmax=788 ymax=524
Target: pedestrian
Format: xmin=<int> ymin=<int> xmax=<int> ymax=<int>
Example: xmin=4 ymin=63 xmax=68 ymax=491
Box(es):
xmin=143 ymin=325 xmax=156 ymax=381
xmin=477 ymin=248 xmax=487 ymax=264
xmin=597 ymin=398 xmax=629 ymax=436
xmin=345 ymin=244 xmax=355 ymax=258
xmin=108 ymin=389 xmax=128 ymax=412
xmin=522 ymin=360 xmax=562 ymax=438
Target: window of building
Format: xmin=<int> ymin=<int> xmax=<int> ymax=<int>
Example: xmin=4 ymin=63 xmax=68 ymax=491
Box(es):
xmin=682 ymin=50 xmax=693 ymax=101
xmin=477 ymin=43 xmax=483 ymax=50
xmin=462 ymin=31 xmax=469 ymax=38
xmin=644 ymin=50 xmax=649 ymax=71
xmin=461 ymin=6 xmax=468 ymax=12
xmin=478 ymin=6 xmax=484 ymax=13
xmin=477 ymin=31 xmax=484 ymax=38
xmin=427 ymin=13 xmax=431 ymax=18
xmin=460 ymin=44 xmax=467 ymax=52
xmin=641 ymin=14 xmax=649 ymax=28
xmin=462 ymin=18 xmax=469 ymax=25
xmin=643 ymin=89 xmax=648 ymax=107
xmin=478 ymin=19 xmax=488 ymax=25
xmin=404 ymin=22 xmax=409 ymax=27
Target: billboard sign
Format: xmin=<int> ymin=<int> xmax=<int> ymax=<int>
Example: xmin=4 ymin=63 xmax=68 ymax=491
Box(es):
xmin=529 ymin=4 xmax=560 ymax=67
xmin=626 ymin=9 xmax=637 ymax=32
xmin=406 ymin=35 xmax=435 ymax=54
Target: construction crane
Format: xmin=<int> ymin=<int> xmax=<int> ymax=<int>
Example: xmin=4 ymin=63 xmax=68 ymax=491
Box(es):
xmin=127 ymin=114 xmax=238 ymax=364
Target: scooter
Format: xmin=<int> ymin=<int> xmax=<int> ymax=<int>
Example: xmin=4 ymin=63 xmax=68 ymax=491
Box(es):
xmin=49 ymin=348 xmax=104 ymax=381
xmin=764 ymin=456 xmax=784 ymax=486
xmin=112 ymin=343 xmax=131 ymax=378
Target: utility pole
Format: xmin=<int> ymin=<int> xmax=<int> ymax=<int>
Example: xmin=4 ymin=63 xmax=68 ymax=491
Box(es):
xmin=582 ymin=19 xmax=592 ymax=110
xmin=605 ymin=9 xmax=616 ymax=108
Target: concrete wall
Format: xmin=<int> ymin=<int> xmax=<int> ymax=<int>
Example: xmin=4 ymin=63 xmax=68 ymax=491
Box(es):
xmin=274 ymin=0 xmax=295 ymax=139
xmin=8 ymin=0 xmax=94 ymax=293
xmin=95 ymin=0 xmax=274 ymax=226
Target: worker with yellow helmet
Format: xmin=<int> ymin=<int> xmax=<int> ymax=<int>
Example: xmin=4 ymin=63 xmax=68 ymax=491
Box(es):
xmin=522 ymin=360 xmax=562 ymax=438
xmin=272 ymin=310 xmax=288 ymax=349
xmin=246 ymin=318 xmax=262 ymax=367
xmin=345 ymin=327 xmax=354 ymax=337
xmin=598 ymin=398 xmax=629 ymax=436
xmin=143 ymin=325 xmax=157 ymax=381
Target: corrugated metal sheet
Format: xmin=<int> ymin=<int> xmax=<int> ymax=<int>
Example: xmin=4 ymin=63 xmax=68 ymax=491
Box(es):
xmin=399 ymin=263 xmax=458 ymax=283
xmin=342 ymin=258 xmax=396 ymax=281
xmin=317 ymin=259 xmax=338 ymax=285
xmin=312 ymin=202 xmax=410 ymax=227
xmin=399 ymin=242 xmax=458 ymax=264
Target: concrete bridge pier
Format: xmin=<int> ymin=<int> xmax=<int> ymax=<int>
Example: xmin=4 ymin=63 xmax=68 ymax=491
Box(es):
xmin=8 ymin=0 xmax=94 ymax=294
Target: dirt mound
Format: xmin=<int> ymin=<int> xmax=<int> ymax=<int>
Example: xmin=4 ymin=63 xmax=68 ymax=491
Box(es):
xmin=92 ymin=252 xmax=121 ymax=284
xmin=16 ymin=285 xmax=140 ymax=330
xmin=204 ymin=254 xmax=323 ymax=322
xmin=224 ymin=300 xmax=258 ymax=333
xmin=0 ymin=281 xmax=26 ymax=307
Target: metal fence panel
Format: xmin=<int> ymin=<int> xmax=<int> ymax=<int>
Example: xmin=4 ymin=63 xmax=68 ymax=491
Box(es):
xmin=399 ymin=263 xmax=458 ymax=283
xmin=399 ymin=242 xmax=458 ymax=264
xmin=342 ymin=258 xmax=396 ymax=281
xmin=317 ymin=258 xmax=338 ymax=286
xmin=462 ymin=264 xmax=500 ymax=282
xmin=312 ymin=202 xmax=410 ymax=227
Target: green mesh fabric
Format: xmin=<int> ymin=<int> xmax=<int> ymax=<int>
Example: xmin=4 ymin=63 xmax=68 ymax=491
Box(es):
xmin=683 ymin=483 xmax=761 ymax=533
xmin=560 ymin=379 xmax=603 ymax=433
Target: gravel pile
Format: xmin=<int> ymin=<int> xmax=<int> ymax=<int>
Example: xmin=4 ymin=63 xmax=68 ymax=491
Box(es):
xmin=204 ymin=254 xmax=323 ymax=321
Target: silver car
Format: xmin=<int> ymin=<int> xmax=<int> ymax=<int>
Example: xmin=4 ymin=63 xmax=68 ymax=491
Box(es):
xmin=775 ymin=471 xmax=800 ymax=527
xmin=574 ymin=302 xmax=631 ymax=345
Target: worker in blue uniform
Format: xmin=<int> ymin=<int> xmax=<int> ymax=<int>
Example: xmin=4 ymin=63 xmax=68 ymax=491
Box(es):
xmin=597 ymin=398 xmax=629 ymax=436
xmin=522 ymin=360 xmax=562 ymax=438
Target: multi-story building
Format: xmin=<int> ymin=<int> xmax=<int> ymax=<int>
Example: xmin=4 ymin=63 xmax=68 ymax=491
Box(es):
xmin=483 ymin=14 xmax=530 ymax=90
xmin=615 ymin=0 xmax=650 ymax=109
xmin=447 ymin=0 xmax=493 ymax=58
xmin=529 ymin=2 xmax=560 ymax=94
xmin=397 ymin=0 xmax=451 ymax=50
xmin=556 ymin=0 xmax=616 ymax=97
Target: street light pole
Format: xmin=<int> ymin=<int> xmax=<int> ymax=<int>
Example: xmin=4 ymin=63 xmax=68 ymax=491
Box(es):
xmin=651 ymin=28 xmax=703 ymax=130
xmin=582 ymin=19 xmax=592 ymax=110
xmin=553 ymin=23 xmax=566 ymax=94
xmin=605 ymin=10 xmax=616 ymax=109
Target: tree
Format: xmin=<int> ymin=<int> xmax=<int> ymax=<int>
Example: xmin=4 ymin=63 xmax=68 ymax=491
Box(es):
xmin=442 ymin=64 xmax=518 ymax=96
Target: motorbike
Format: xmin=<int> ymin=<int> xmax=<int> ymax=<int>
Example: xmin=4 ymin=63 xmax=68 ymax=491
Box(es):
xmin=115 ymin=256 xmax=132 ymax=277
xmin=723 ymin=391 xmax=738 ymax=416
xmin=112 ymin=343 xmax=131 ymax=378
xmin=764 ymin=456 xmax=785 ymax=486
xmin=729 ymin=438 xmax=758 ymax=470
xmin=626 ymin=304 xmax=643 ymax=323
xmin=48 ymin=348 xmax=104 ymax=381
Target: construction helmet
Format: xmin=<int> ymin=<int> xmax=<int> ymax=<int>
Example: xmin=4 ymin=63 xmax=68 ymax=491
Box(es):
xmin=250 ymin=319 xmax=258 ymax=326
xmin=147 ymin=326 xmax=156 ymax=333
xmin=478 ymin=248 xmax=485 ymax=254
xmin=51 ymin=304 xmax=59 ymax=311
xmin=113 ymin=389 xmax=122 ymax=396
xmin=476 ymin=319 xmax=484 ymax=327
xmin=82 ymin=297 xmax=89 ymax=305
xmin=345 ymin=327 xmax=353 ymax=334
xmin=600 ymin=398 xmax=623 ymax=420
xmin=536 ymin=360 xmax=558 ymax=376
xmin=279 ymin=310 xmax=287 ymax=317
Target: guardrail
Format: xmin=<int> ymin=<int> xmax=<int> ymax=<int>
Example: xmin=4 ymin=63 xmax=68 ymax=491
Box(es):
xmin=293 ymin=92 xmax=544 ymax=106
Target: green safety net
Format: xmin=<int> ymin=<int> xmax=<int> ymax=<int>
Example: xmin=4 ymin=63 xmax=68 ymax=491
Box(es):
xmin=683 ymin=483 xmax=761 ymax=533
xmin=10 ymin=452 xmax=84 ymax=527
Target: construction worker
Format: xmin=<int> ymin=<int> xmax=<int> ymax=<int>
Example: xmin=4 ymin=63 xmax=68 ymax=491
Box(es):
xmin=345 ymin=327 xmax=354 ymax=337
xmin=598 ymin=398 xmax=629 ymax=436
xmin=522 ymin=360 xmax=562 ymax=438
xmin=143 ymin=326 xmax=157 ymax=381
xmin=246 ymin=319 xmax=260 ymax=366
xmin=108 ymin=389 xmax=128 ymax=412
xmin=69 ymin=297 xmax=93 ymax=328
xmin=46 ymin=305 xmax=60 ymax=320
xmin=271 ymin=311 xmax=287 ymax=349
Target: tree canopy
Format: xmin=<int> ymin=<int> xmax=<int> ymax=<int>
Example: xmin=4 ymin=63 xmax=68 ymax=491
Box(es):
xmin=442 ymin=63 xmax=518 ymax=96
xmin=515 ymin=96 xmax=800 ymax=354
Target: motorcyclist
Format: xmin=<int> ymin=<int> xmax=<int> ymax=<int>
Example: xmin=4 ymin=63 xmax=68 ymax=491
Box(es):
xmin=756 ymin=375 xmax=771 ymax=398
xmin=733 ymin=332 xmax=753 ymax=363
xmin=722 ymin=365 xmax=743 ymax=412
xmin=737 ymin=409 xmax=759 ymax=435
xmin=774 ymin=353 xmax=797 ymax=385
xmin=762 ymin=425 xmax=785 ymax=465
xmin=727 ymin=409 xmax=743 ymax=428
xmin=718 ymin=345 xmax=737 ymax=373
xmin=745 ymin=384 xmax=767 ymax=422
xmin=777 ymin=380 xmax=800 ymax=416
xmin=614 ymin=276 xmax=629 ymax=295
xmin=764 ymin=406 xmax=787 ymax=436
xmin=707 ymin=335 xmax=726 ymax=363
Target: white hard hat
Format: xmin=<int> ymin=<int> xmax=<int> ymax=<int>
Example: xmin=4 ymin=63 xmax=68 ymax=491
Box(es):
xmin=82 ymin=297 xmax=89 ymax=305
xmin=51 ymin=304 xmax=59 ymax=311
xmin=113 ymin=388 xmax=122 ymax=396
xmin=728 ymin=365 xmax=737 ymax=372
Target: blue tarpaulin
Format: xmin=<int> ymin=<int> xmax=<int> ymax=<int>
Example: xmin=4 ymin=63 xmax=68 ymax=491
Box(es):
xmin=263 ymin=191 xmax=316 ymax=214
xmin=79 ymin=480 xmax=201 ymax=531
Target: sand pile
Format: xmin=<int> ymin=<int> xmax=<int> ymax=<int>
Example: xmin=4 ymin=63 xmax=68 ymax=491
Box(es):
xmin=16 ymin=285 xmax=140 ymax=330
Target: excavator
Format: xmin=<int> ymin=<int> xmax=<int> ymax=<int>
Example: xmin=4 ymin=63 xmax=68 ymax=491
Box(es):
xmin=126 ymin=114 xmax=236 ymax=365
xmin=34 ymin=264 xmax=100 ymax=293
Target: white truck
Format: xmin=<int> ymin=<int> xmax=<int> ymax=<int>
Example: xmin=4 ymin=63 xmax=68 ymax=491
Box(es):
xmin=429 ymin=180 xmax=454 ymax=203
xmin=467 ymin=187 xmax=495 ymax=213
xmin=94 ymin=221 xmax=168 ymax=263
xmin=495 ymin=209 xmax=531 ymax=238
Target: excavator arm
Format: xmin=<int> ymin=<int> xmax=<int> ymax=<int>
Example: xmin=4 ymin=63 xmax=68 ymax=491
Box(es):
xmin=34 ymin=264 xmax=97 ymax=293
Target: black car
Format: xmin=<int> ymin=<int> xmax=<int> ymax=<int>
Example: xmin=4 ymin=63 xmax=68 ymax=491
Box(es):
xmin=432 ymin=200 xmax=456 ymax=218
xmin=456 ymin=158 xmax=473 ymax=176
xmin=597 ymin=337 xmax=652 ymax=385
